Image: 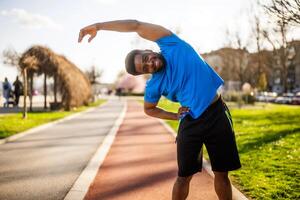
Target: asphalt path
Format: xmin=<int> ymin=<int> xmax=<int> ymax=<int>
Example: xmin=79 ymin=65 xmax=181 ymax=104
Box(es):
xmin=0 ymin=99 xmax=125 ymax=200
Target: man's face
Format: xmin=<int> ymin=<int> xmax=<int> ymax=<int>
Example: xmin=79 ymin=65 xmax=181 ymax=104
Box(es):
xmin=134 ymin=50 xmax=165 ymax=74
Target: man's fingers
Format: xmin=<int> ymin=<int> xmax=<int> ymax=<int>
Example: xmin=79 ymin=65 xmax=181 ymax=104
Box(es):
xmin=88 ymin=33 xmax=96 ymax=43
xmin=178 ymin=107 xmax=190 ymax=118
xmin=78 ymin=28 xmax=97 ymax=43
xmin=179 ymin=107 xmax=190 ymax=112
xmin=78 ymin=30 xmax=85 ymax=43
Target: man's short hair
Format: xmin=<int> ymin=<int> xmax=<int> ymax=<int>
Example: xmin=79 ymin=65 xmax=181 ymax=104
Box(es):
xmin=125 ymin=49 xmax=142 ymax=76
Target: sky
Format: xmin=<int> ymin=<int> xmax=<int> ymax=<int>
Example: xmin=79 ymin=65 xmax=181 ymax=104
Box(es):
xmin=0 ymin=0 xmax=299 ymax=85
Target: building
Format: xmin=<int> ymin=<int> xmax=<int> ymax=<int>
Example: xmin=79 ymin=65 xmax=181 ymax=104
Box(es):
xmin=201 ymin=40 xmax=300 ymax=93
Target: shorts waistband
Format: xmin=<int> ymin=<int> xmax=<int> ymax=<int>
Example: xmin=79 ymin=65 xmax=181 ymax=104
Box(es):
xmin=200 ymin=94 xmax=222 ymax=117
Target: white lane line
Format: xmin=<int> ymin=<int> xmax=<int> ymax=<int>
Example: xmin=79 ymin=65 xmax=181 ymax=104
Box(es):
xmin=157 ymin=118 xmax=248 ymax=200
xmin=63 ymin=100 xmax=127 ymax=200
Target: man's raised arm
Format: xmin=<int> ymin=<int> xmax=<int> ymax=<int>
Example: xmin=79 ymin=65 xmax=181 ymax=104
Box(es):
xmin=78 ymin=20 xmax=172 ymax=43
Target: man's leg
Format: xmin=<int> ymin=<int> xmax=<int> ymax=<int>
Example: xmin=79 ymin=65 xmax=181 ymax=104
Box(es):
xmin=15 ymin=94 xmax=20 ymax=106
xmin=4 ymin=97 xmax=8 ymax=107
xmin=213 ymin=171 xmax=232 ymax=200
xmin=172 ymin=175 xmax=193 ymax=200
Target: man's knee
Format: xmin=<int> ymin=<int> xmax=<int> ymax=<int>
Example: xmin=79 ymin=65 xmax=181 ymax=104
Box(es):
xmin=213 ymin=171 xmax=229 ymax=181
xmin=175 ymin=175 xmax=193 ymax=186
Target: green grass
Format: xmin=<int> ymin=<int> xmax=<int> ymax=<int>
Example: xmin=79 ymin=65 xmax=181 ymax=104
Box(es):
xmin=156 ymin=99 xmax=300 ymax=200
xmin=0 ymin=100 xmax=106 ymax=139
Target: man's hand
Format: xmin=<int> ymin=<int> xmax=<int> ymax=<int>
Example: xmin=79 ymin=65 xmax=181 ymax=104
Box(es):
xmin=78 ymin=24 xmax=98 ymax=43
xmin=177 ymin=107 xmax=190 ymax=120
xmin=78 ymin=20 xmax=171 ymax=43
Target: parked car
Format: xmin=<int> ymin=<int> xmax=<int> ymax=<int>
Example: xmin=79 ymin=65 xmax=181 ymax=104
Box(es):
xmin=291 ymin=92 xmax=300 ymax=105
xmin=274 ymin=93 xmax=294 ymax=104
xmin=256 ymin=92 xmax=277 ymax=103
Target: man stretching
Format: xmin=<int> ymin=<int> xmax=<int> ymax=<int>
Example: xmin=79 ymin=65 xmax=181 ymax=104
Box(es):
xmin=78 ymin=20 xmax=241 ymax=200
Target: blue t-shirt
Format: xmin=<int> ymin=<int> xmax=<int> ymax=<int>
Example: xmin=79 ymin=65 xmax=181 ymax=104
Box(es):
xmin=144 ymin=34 xmax=224 ymax=119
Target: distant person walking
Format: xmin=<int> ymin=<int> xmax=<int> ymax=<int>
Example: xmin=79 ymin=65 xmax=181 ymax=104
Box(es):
xmin=115 ymin=87 xmax=122 ymax=100
xmin=13 ymin=76 xmax=23 ymax=107
xmin=2 ymin=77 xmax=12 ymax=107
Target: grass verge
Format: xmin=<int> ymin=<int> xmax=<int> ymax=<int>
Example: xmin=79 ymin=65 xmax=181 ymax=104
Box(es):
xmin=0 ymin=99 xmax=106 ymax=139
xmin=156 ymin=99 xmax=300 ymax=200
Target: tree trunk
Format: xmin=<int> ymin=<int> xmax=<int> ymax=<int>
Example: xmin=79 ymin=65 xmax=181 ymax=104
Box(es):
xmin=54 ymin=74 xmax=57 ymax=103
xmin=22 ymin=68 xmax=27 ymax=119
xmin=44 ymin=73 xmax=47 ymax=109
xmin=255 ymin=15 xmax=263 ymax=88
xmin=281 ymin=24 xmax=288 ymax=93
xmin=29 ymin=74 xmax=33 ymax=112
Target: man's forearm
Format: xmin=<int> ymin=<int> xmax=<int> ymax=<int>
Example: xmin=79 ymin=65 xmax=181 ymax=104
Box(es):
xmin=79 ymin=19 xmax=171 ymax=42
xmin=94 ymin=20 xmax=140 ymax=33
xmin=145 ymin=107 xmax=178 ymax=121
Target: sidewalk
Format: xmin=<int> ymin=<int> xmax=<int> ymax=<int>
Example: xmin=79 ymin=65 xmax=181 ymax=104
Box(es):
xmin=83 ymin=100 xmax=218 ymax=200
xmin=0 ymin=99 xmax=125 ymax=200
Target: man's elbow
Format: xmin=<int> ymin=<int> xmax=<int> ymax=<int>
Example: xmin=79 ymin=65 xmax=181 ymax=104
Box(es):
xmin=144 ymin=101 xmax=158 ymax=117
xmin=144 ymin=107 xmax=151 ymax=116
xmin=144 ymin=107 xmax=155 ymax=117
xmin=130 ymin=20 xmax=140 ymax=30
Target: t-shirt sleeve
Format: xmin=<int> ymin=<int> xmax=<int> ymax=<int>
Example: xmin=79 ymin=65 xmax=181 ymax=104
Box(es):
xmin=155 ymin=33 xmax=183 ymax=51
xmin=144 ymin=80 xmax=161 ymax=103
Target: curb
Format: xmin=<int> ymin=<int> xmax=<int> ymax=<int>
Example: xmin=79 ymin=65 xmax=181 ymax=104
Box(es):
xmin=0 ymin=101 xmax=109 ymax=145
xmin=158 ymin=119 xmax=248 ymax=200
xmin=63 ymin=101 xmax=127 ymax=200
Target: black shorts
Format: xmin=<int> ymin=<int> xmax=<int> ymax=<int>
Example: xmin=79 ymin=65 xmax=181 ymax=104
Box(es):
xmin=176 ymin=96 xmax=241 ymax=177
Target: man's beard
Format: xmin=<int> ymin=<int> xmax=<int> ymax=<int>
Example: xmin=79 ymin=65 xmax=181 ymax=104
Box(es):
xmin=157 ymin=53 xmax=166 ymax=72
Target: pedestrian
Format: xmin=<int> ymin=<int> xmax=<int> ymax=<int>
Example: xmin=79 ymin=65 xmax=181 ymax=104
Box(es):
xmin=2 ymin=77 xmax=12 ymax=108
xmin=79 ymin=20 xmax=241 ymax=200
xmin=115 ymin=87 xmax=122 ymax=99
xmin=13 ymin=76 xmax=23 ymax=107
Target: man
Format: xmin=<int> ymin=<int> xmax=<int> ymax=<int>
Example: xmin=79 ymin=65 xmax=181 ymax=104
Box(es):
xmin=79 ymin=20 xmax=241 ymax=200
xmin=2 ymin=77 xmax=12 ymax=108
xmin=13 ymin=76 xmax=23 ymax=107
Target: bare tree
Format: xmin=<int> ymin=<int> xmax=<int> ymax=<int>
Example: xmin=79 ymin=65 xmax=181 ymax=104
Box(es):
xmin=223 ymin=27 xmax=251 ymax=89
xmin=85 ymin=65 xmax=103 ymax=101
xmin=2 ymin=48 xmax=20 ymax=67
xmin=247 ymin=0 xmax=272 ymax=90
xmin=251 ymin=15 xmax=266 ymax=89
xmin=85 ymin=65 xmax=103 ymax=85
xmin=262 ymin=0 xmax=296 ymax=92
xmin=235 ymin=33 xmax=250 ymax=87
xmin=265 ymin=0 xmax=300 ymax=26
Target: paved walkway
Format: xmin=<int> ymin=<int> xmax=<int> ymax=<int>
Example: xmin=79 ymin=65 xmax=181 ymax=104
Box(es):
xmin=0 ymin=99 xmax=125 ymax=200
xmin=0 ymin=98 xmax=244 ymax=200
xmin=84 ymin=100 xmax=218 ymax=200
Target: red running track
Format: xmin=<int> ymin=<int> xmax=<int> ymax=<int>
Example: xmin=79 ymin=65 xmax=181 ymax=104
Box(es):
xmin=84 ymin=100 xmax=218 ymax=200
